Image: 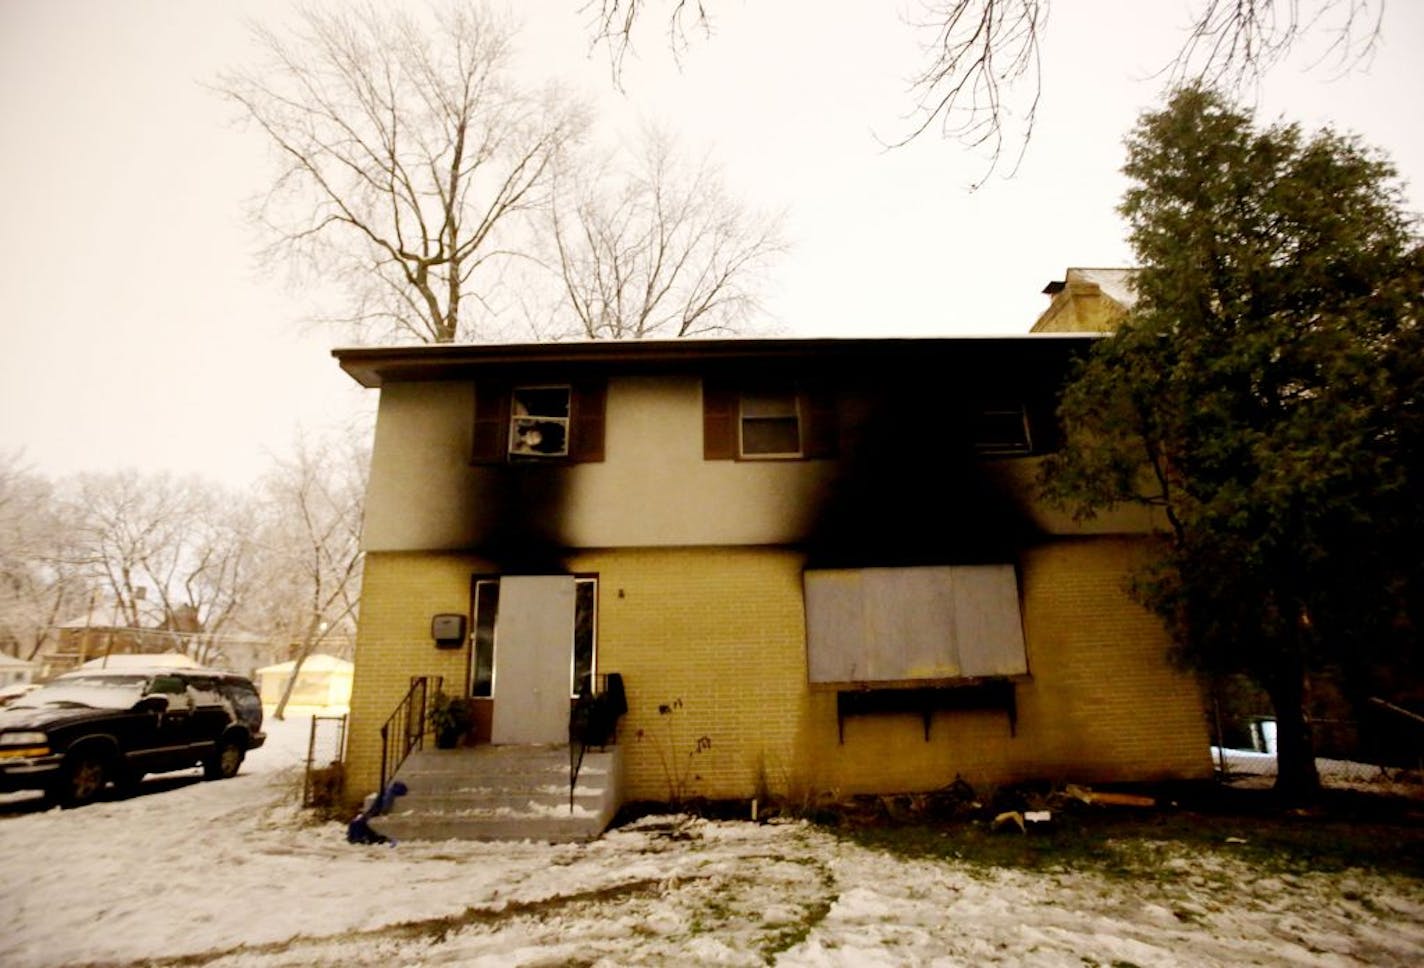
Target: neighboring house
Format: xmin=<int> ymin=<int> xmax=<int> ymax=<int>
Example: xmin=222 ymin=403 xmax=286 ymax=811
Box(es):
xmin=0 ymin=651 xmax=36 ymax=688
xmin=37 ymin=601 xmax=279 ymax=680
xmin=256 ymin=654 xmax=354 ymax=713
xmin=333 ymin=336 xmax=1210 ymax=809
xmin=1031 ymin=268 xmax=1137 ymax=333
xmin=77 ymin=651 xmax=198 ymax=670
xmin=38 ymin=601 xmax=191 ymax=680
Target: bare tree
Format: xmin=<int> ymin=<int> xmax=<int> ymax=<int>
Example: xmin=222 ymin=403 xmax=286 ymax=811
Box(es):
xmin=585 ymin=1 xmax=1384 ymax=180
xmin=584 ymin=0 xmax=712 ymax=82
xmin=898 ymin=0 xmax=1047 ymax=181
xmin=68 ymin=472 xmax=255 ymax=666
xmin=248 ymin=431 xmax=367 ymax=720
xmin=219 ymin=2 xmax=587 ymax=344
xmin=1173 ymin=0 xmax=1384 ymax=88
xmin=0 ymin=455 xmax=91 ymax=661
xmin=541 ymin=129 xmax=784 ymax=340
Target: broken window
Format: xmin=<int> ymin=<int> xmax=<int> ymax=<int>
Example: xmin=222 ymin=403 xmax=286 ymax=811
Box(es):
xmin=739 ymin=391 xmax=802 ymax=457
xmin=971 ymin=402 xmax=1033 ymax=456
xmin=803 ymin=565 xmax=1028 ymax=686
xmin=473 ymin=381 xmax=605 ymax=464
xmin=508 ymin=386 xmax=570 ymax=458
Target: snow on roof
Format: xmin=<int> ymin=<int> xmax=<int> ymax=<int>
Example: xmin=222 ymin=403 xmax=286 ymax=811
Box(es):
xmin=76 ymin=652 xmax=199 ymax=670
xmin=1076 ymin=267 xmax=1138 ymax=308
xmin=0 ymin=652 xmax=35 ymax=669
xmin=256 ymin=654 xmax=353 ymax=675
xmin=1043 ymin=267 xmax=1138 ymax=308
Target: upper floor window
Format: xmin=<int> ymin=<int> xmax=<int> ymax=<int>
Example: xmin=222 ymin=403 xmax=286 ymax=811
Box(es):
xmin=472 ymin=379 xmax=605 ymax=464
xmin=704 ymin=379 xmax=837 ymax=461
xmin=971 ymin=402 xmax=1033 ymax=456
xmin=739 ymin=391 xmax=802 ymax=457
xmin=509 ymin=386 xmax=570 ymax=458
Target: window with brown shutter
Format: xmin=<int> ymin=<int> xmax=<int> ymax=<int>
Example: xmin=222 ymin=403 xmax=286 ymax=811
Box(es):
xmin=703 ymin=378 xmax=838 ymax=461
xmin=702 ymin=380 xmax=738 ymax=460
xmin=568 ymin=381 xmax=606 ymax=462
xmin=471 ymin=379 xmax=606 ymax=464
xmin=471 ymin=381 xmax=511 ymax=463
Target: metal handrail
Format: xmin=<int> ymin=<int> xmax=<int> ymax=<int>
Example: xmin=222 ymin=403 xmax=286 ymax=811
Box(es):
xmin=379 ymin=675 xmax=441 ymax=799
xmin=569 ymin=672 xmax=626 ymax=810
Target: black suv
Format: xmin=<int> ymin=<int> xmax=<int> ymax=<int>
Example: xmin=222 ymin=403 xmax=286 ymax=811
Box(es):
xmin=0 ymin=667 xmax=266 ymax=807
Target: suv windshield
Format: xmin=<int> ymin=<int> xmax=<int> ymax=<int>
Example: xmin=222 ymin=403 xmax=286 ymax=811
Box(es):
xmin=11 ymin=674 xmax=149 ymax=711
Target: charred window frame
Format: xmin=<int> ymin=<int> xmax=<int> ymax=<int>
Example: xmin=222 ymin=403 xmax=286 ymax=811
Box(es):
xmin=971 ymin=401 xmax=1033 ymax=456
xmin=472 ymin=379 xmax=606 ymax=464
xmin=704 ymin=379 xmax=837 ymax=461
xmin=509 ymin=386 xmax=570 ymax=458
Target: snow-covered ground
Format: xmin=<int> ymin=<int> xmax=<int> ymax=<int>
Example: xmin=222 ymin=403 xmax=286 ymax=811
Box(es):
xmin=2 ymin=718 xmax=1422 ymax=967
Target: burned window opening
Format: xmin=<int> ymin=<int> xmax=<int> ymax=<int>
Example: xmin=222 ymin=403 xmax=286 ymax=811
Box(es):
xmin=972 ymin=402 xmax=1033 ymax=456
xmin=509 ymin=386 xmax=571 ymax=458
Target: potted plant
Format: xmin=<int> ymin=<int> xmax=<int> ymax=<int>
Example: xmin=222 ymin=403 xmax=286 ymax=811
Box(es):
xmin=428 ymin=690 xmax=473 ymax=749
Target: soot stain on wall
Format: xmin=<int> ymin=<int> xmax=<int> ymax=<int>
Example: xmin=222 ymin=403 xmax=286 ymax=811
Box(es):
xmin=802 ymin=380 xmax=1043 ymax=569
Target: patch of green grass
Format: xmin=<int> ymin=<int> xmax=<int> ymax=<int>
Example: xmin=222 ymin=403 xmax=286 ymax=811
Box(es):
xmin=759 ymin=898 xmax=833 ymax=962
xmin=831 ymin=810 xmax=1424 ymax=879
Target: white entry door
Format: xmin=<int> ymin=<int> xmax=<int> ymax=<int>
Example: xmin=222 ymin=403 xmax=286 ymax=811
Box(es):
xmin=490 ymin=575 xmax=575 ymax=744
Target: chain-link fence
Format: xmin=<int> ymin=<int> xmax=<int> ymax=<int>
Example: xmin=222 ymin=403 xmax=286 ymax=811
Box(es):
xmin=302 ymin=714 xmax=348 ymax=809
xmin=1206 ymin=676 xmax=1424 ymax=792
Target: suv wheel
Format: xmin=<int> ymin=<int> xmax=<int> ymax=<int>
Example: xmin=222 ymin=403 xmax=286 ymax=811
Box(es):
xmin=204 ymin=737 xmax=244 ymax=780
xmin=59 ymin=751 xmax=109 ymax=808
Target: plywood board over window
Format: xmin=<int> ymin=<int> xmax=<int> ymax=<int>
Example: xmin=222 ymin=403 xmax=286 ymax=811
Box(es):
xmin=804 ymin=565 xmax=1027 ymax=686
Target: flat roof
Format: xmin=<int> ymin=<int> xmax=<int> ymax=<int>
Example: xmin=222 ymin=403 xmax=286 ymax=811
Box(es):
xmin=332 ymin=334 xmax=1100 ymax=388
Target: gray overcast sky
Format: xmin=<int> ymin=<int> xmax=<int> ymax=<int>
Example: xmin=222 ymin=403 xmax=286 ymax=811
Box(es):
xmin=2 ymin=0 xmax=1422 ymax=486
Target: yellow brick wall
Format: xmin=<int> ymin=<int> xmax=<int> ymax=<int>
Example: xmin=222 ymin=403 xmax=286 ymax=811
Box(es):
xmin=567 ymin=548 xmax=809 ymax=804
xmin=344 ymin=551 xmax=492 ymax=799
xmin=344 ymin=539 xmax=1212 ymax=805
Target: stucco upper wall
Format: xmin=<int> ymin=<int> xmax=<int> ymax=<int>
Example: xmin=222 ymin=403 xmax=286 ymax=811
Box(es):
xmin=363 ymin=374 xmax=1157 ymax=552
xmin=364 ymin=375 xmax=833 ymax=551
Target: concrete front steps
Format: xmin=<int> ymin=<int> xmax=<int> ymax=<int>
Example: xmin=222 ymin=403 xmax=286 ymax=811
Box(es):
xmin=374 ymin=744 xmax=623 ymax=843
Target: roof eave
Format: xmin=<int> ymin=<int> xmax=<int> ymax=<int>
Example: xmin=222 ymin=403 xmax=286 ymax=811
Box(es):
xmin=332 ymin=334 xmax=1102 ymax=388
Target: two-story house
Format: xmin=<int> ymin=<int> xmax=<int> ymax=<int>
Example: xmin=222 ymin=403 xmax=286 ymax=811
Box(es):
xmin=333 ymin=335 xmax=1211 ymax=826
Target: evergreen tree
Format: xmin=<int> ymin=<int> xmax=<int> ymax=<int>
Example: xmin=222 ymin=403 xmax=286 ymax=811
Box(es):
xmin=1041 ymin=86 xmax=1422 ymax=797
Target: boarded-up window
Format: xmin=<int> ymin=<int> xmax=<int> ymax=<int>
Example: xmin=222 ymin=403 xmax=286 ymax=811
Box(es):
xmin=804 ymin=565 xmax=1027 ymax=685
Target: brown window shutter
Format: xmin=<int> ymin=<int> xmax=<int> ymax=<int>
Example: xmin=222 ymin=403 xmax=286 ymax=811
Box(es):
xmin=703 ymin=379 xmax=737 ymax=460
xmin=569 ymin=380 xmax=607 ymax=463
xmin=471 ymin=381 xmax=510 ymax=464
xmin=800 ymin=389 xmax=839 ymax=459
